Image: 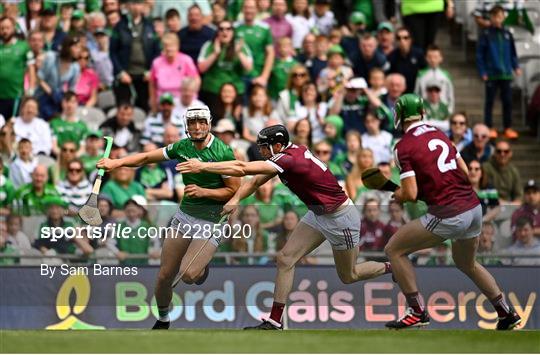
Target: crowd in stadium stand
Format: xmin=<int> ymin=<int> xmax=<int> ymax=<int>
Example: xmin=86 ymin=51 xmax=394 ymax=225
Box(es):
xmin=0 ymin=0 xmax=539 ymax=266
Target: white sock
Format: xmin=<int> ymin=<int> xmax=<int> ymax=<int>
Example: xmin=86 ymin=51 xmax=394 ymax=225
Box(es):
xmin=158 ymin=307 xmax=170 ymax=322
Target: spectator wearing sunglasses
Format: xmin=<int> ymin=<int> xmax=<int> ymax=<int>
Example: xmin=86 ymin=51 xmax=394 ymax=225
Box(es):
xmin=56 ymin=158 xmax=92 ymax=214
xmin=446 ymin=112 xmax=472 ymax=152
xmin=461 ymin=123 xmax=494 ymax=165
xmin=483 ymin=139 xmax=523 ymax=204
xmin=387 ymin=27 xmax=427 ymax=93
xmin=75 ymin=47 xmax=100 ymax=107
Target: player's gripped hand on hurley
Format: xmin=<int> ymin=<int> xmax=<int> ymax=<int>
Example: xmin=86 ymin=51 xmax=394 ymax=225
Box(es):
xmin=96 ymin=158 xmax=121 ymax=172
xmin=177 ymin=158 xmax=203 ymax=174
xmin=221 ymin=201 xmax=237 ymax=216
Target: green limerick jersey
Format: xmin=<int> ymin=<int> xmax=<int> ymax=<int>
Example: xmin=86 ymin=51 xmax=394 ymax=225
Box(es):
xmin=101 ymin=180 xmax=146 ymax=210
xmin=49 ymin=117 xmax=89 ymax=148
xmin=234 ymin=20 xmax=273 ymax=77
xmin=0 ymin=175 xmax=16 ymax=208
xmin=198 ymin=41 xmax=253 ymax=95
xmin=163 ymin=135 xmax=235 ymax=223
xmin=0 ymin=39 xmax=29 ymax=100
xmin=268 ymin=57 xmax=298 ymax=100
xmin=15 ymin=183 xmax=60 ymax=216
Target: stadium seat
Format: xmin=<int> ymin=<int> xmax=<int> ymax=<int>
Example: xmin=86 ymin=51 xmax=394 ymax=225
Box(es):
xmin=97 ymin=90 xmax=116 ymax=112
xmin=77 ymin=107 xmax=107 ymax=131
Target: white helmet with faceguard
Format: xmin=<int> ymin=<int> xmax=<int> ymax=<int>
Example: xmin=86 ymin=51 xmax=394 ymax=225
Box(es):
xmin=184 ymin=104 xmax=212 ymax=141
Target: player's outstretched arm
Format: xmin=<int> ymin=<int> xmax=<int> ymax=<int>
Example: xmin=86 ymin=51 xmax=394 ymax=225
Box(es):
xmin=97 ymin=148 xmax=166 ymax=172
xmin=178 ymin=159 xmax=278 ymax=177
xmin=222 ymin=174 xmax=274 ymax=216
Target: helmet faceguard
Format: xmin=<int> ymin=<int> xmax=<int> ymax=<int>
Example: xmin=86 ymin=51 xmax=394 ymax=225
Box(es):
xmin=184 ymin=105 xmax=212 ymax=142
xmin=393 ymin=93 xmax=424 ymax=130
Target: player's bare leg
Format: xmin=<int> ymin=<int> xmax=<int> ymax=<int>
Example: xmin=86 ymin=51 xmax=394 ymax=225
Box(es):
xmin=244 ymin=222 xmax=325 ymax=330
xmin=332 ymin=248 xmax=387 ymax=284
xmin=383 ymin=219 xmax=445 ymax=329
xmin=178 ymin=238 xmax=218 ymax=284
xmin=451 ymin=237 xmax=521 ymax=330
xmin=153 ymin=229 xmax=191 ymax=329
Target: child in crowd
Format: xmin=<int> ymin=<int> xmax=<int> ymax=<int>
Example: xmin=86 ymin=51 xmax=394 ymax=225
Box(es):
xmin=423 ymin=80 xmax=450 ymax=131
xmin=9 ymin=139 xmax=37 ymax=189
xmin=361 ymin=111 xmax=393 ymax=165
xmin=368 ymin=68 xmax=387 ymax=97
xmin=309 ymin=0 xmax=335 ymax=36
xmin=317 ymin=44 xmax=353 ymax=100
xmin=268 ymin=37 xmax=298 ymax=100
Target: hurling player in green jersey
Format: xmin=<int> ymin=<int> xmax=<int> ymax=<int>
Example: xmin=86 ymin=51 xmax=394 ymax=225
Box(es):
xmin=97 ymin=105 xmax=240 ymax=330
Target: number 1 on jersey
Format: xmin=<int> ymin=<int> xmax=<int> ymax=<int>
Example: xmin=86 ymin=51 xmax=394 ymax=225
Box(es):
xmin=304 ymin=150 xmax=328 ymax=171
xmin=428 ymin=138 xmax=457 ymax=173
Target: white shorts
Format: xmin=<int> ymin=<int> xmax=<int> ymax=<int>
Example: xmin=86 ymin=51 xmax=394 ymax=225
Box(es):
xmin=169 ymin=209 xmax=222 ymax=247
xmin=301 ymin=200 xmax=360 ymax=251
xmin=420 ymin=204 xmax=482 ymax=240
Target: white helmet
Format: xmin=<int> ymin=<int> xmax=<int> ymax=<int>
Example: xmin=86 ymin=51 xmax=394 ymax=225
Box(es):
xmin=184 ymin=104 xmax=212 ymax=141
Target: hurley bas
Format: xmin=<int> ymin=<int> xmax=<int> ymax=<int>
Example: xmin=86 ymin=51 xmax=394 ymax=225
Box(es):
xmin=40 ymin=264 xmax=138 ymax=279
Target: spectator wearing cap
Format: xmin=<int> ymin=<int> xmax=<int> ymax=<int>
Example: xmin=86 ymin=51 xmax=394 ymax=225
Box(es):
xmin=36 ymin=35 xmax=82 ymax=119
xmin=49 ymin=91 xmax=88 ymax=156
xmin=415 ymin=44 xmax=454 ymax=113
xmin=317 ymin=44 xmax=353 ymax=99
xmin=141 ymin=93 xmax=185 ymax=146
xmin=235 ymin=0 xmax=275 ymax=91
xmin=422 ymin=80 xmax=450 ymax=131
xmin=461 ymin=123 xmax=494 ymax=164
xmin=376 ymin=21 xmax=395 ymax=57
xmin=213 ymin=119 xmax=246 ymax=160
xmin=387 ymin=27 xmax=427 ymax=94
xmin=109 ymin=0 xmax=161 ymax=112
xmin=74 ymin=47 xmax=100 ymax=107
xmin=340 ymin=12 xmax=367 ymax=62
xmin=80 ymin=130 xmax=104 ymax=177
xmin=285 ymin=0 xmax=312 ymax=50
xmin=35 ymin=195 xmax=93 ymax=257
xmin=148 ymin=33 xmax=200 ymax=114
xmin=483 ymin=139 xmax=523 ymax=204
xmin=198 ymin=20 xmax=253 ymax=112
xmin=476 ymin=5 xmax=521 ymax=140
xmin=69 ymin=9 xmax=86 ymax=34
xmin=264 ymin=0 xmax=293 ymax=44
xmin=90 ymin=27 xmax=114 ymax=88
xmin=447 ymin=112 xmax=472 ymax=152
xmin=0 ymin=16 xmax=33 ymax=120
xmin=39 ymin=8 xmax=66 ymax=52
xmin=350 ymin=33 xmax=389 ymax=80
xmin=309 ymin=0 xmax=335 ymax=36
xmin=323 ymin=114 xmax=346 ymax=157
xmin=178 ymin=4 xmax=216 ymax=65
xmin=361 ymin=110 xmax=393 ymax=165
xmin=504 ymin=217 xmax=540 ymax=266
xmin=15 ymin=165 xmax=60 ymax=216
xmin=56 ymin=158 xmax=92 ymax=214
xmin=99 ymin=102 xmax=142 ymax=153
xmin=117 ymin=195 xmax=159 ymax=265
xmin=329 ymin=77 xmax=391 ymax=134
xmin=511 ymin=180 xmax=540 ymax=239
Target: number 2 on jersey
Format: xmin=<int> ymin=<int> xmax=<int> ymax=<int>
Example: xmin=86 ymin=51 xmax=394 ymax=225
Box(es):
xmin=304 ymin=150 xmax=328 ymax=171
xmin=428 ymin=139 xmax=457 ymax=173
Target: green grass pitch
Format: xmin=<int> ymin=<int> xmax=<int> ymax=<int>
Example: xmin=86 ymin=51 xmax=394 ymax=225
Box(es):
xmin=1 ymin=330 xmax=540 ymax=353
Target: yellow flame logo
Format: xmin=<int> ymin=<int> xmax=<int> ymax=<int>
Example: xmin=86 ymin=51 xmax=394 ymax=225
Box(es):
xmin=46 ymin=274 xmax=105 ymax=330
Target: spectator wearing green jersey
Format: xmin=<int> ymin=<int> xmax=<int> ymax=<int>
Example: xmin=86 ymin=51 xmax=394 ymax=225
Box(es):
xmin=116 ymin=196 xmax=160 ymax=266
xmin=422 ymin=81 xmax=450 ymax=131
xmin=50 ymin=91 xmax=88 ymax=156
xmin=135 ymin=143 xmax=173 ymax=202
xmin=80 ymin=130 xmax=103 ymax=177
xmin=0 ymin=157 xmax=16 ymax=216
xmin=198 ymin=20 xmax=253 ymax=112
xmin=268 ymin=37 xmax=298 ymax=100
xmin=276 ymin=63 xmax=310 ymax=125
xmin=101 ymin=148 xmax=146 ymax=211
xmin=235 ymin=0 xmax=275 ymax=91
xmin=0 ymin=16 xmax=33 ymax=120
xmin=241 ymin=179 xmax=283 ymax=231
xmin=15 ymin=164 xmax=60 ymax=216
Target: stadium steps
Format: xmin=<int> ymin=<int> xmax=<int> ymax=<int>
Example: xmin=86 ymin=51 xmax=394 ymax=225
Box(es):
xmin=438 ymin=24 xmax=540 ymax=183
